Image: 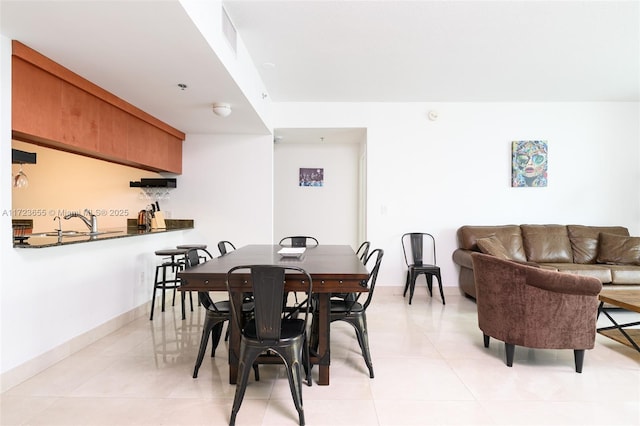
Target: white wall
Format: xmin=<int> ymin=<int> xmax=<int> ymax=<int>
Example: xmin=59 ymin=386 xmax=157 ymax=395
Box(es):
xmin=274 ymin=102 xmax=640 ymax=289
xmin=274 ymin=141 xmax=360 ymax=246
xmin=170 ymin=133 xmax=274 ymax=248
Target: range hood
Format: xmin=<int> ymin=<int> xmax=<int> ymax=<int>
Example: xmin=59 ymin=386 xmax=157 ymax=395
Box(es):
xmin=129 ymin=178 xmax=177 ymax=188
xmin=12 ymin=149 xmax=37 ymax=164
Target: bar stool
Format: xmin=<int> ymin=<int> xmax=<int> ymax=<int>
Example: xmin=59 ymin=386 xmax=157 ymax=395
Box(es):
xmin=150 ymin=248 xmax=192 ymax=320
xmin=176 ymin=244 xmax=213 ymax=264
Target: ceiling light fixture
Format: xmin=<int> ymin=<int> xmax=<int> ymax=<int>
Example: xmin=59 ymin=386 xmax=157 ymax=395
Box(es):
xmin=212 ymin=103 xmax=232 ymax=118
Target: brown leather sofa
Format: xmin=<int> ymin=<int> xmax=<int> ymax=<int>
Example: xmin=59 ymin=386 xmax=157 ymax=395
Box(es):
xmin=452 ymin=224 xmax=640 ymax=299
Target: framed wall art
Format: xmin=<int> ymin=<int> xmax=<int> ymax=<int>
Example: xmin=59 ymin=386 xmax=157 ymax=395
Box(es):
xmin=512 ymin=140 xmax=548 ymax=187
xmin=299 ymin=168 xmax=324 ymax=187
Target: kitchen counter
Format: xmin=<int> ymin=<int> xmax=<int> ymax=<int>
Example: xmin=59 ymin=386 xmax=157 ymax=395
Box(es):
xmin=14 ymin=219 xmax=194 ymax=248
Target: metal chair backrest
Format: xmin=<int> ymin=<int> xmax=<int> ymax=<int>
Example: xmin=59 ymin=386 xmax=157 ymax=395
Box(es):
xmin=342 ymin=248 xmax=383 ymax=312
xmin=402 ymin=232 xmax=437 ymax=267
xmin=183 ymin=248 xmax=221 ymax=311
xmin=217 ymin=240 xmax=236 ymax=256
xmin=226 ymin=265 xmax=313 ymax=343
xmin=359 ymin=248 xmax=383 ymax=310
xmin=356 ymin=241 xmax=370 ymax=262
xmin=279 ymin=236 xmax=319 ymax=247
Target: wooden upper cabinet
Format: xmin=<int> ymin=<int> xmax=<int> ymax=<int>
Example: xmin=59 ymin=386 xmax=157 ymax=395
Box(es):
xmin=60 ymin=80 xmax=100 ymax=152
xmin=98 ymin=101 xmax=128 ymax=160
xmin=12 ymin=57 xmax=63 ymax=142
xmin=11 ymin=41 xmax=184 ymax=174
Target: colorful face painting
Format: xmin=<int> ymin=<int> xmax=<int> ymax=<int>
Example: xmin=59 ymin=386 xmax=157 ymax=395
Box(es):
xmin=512 ymin=141 xmax=548 ymax=187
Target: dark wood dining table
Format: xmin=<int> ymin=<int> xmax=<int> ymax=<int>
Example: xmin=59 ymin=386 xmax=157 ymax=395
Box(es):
xmin=178 ymin=244 xmax=370 ymax=385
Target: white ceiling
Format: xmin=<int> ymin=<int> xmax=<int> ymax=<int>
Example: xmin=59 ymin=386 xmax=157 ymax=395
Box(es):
xmin=1 ymin=0 xmax=638 ymax=138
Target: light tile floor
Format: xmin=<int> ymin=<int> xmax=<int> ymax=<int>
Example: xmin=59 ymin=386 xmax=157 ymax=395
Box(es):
xmin=1 ymin=288 xmax=639 ymax=426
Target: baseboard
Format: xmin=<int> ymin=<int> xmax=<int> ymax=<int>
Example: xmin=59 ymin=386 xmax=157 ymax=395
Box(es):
xmin=373 ymin=285 xmax=463 ymax=297
xmin=0 ymin=302 xmax=148 ymax=393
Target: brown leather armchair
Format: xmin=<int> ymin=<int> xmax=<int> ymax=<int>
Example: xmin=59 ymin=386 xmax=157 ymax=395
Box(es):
xmin=471 ymin=252 xmax=602 ymax=373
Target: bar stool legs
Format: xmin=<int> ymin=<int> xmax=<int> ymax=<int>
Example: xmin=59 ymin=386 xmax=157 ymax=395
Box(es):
xmin=150 ymin=261 xmax=185 ymax=320
xmin=150 ymin=248 xmax=194 ymax=320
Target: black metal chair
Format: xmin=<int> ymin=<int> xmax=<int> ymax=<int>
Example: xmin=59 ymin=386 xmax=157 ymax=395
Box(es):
xmin=401 ymin=232 xmax=445 ymax=305
xmin=190 ymin=248 xmax=255 ymax=379
xmin=355 ymin=241 xmax=370 ymax=262
xmin=217 ymin=240 xmax=236 ymax=256
xmin=332 ymin=241 xmax=370 ymax=302
xmin=226 ymin=265 xmax=313 ymax=426
xmin=311 ymin=248 xmax=383 ymax=379
xmin=278 ymin=236 xmax=319 ymax=247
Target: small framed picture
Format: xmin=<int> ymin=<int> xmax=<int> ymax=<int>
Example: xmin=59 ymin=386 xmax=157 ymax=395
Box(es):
xmin=512 ymin=141 xmax=548 ymax=187
xmin=299 ymin=168 xmax=324 ymax=187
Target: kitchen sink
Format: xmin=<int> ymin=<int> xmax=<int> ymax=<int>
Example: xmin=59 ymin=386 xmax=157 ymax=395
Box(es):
xmin=35 ymin=230 xmax=122 ymax=237
xmin=43 ymin=231 xmax=85 ymax=236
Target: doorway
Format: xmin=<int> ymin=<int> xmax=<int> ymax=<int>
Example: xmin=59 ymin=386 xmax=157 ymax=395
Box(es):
xmin=273 ymin=128 xmax=366 ymax=247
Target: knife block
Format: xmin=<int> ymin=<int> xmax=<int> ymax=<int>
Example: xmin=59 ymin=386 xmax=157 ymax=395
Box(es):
xmin=151 ymin=211 xmax=166 ymax=229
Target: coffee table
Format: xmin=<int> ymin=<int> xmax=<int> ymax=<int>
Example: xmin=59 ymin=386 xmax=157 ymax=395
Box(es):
xmin=597 ymin=289 xmax=640 ymax=352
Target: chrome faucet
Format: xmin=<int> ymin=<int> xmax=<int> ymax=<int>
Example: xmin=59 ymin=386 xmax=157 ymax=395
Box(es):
xmin=53 ymin=216 xmax=62 ymax=236
xmin=63 ymin=209 xmax=98 ymax=233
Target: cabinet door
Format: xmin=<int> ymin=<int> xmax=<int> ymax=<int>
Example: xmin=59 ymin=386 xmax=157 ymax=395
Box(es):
xmin=127 ymin=115 xmax=163 ymax=170
xmin=98 ymin=103 xmax=128 ymax=160
xmin=165 ymin=135 xmax=183 ymax=174
xmin=60 ymin=81 xmax=99 ymax=152
xmin=12 ymin=58 xmax=62 ymax=141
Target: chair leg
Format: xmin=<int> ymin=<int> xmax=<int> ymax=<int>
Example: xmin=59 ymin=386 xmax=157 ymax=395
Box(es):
xmin=230 ymin=345 xmax=262 ymax=426
xmin=210 ymin=321 xmax=225 ymax=357
xmin=150 ymin=266 xmax=160 ymax=320
xmin=180 ymin=288 xmax=186 ymax=320
xmin=505 ymin=343 xmax=515 ymax=367
xmin=193 ymin=317 xmax=216 ymax=378
xmin=352 ymin=316 xmax=374 ymax=378
xmin=574 ymin=349 xmax=585 ymax=373
xmin=425 ymin=273 xmax=433 ymax=297
xmin=483 ymin=334 xmax=490 ymax=348
xmin=279 ymin=345 xmax=306 ymax=426
xmin=408 ymin=272 xmax=417 ymax=305
xmin=435 ymin=272 xmax=445 ymax=305
xmin=303 ymin=334 xmax=312 ymax=386
xmin=403 ymin=271 xmax=411 ymax=297
xmin=161 ymin=266 xmax=167 ymax=312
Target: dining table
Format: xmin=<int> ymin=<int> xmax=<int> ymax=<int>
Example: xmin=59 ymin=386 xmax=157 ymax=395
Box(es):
xmin=177 ymin=244 xmax=370 ymax=385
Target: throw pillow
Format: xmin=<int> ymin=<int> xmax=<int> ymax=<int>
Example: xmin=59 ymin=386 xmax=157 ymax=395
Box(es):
xmin=476 ymin=236 xmax=512 ymax=260
xmin=596 ymin=233 xmax=640 ymax=265
xmin=567 ymin=225 xmax=630 ymax=264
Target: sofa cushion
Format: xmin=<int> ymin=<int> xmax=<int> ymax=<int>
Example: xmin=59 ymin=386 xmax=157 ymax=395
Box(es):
xmin=457 ymin=225 xmax=527 ymax=262
xmin=521 ymin=225 xmax=573 ymax=263
xmin=597 ymin=233 xmax=640 ymax=266
xmin=476 ymin=236 xmax=511 ymax=260
xmin=567 ymin=225 xmax=630 ymax=264
xmin=542 ymin=263 xmax=612 ymax=283
xmin=608 ymin=265 xmax=640 ymax=284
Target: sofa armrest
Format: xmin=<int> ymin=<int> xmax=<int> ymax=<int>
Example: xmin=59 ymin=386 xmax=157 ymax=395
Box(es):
xmin=526 ymin=266 xmax=602 ymax=296
xmin=452 ymin=248 xmax=474 ymax=269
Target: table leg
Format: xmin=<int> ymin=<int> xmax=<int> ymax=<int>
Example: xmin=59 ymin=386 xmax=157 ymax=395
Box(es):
xmin=317 ymin=293 xmax=330 ymax=385
xmin=597 ymin=301 xmax=640 ymax=352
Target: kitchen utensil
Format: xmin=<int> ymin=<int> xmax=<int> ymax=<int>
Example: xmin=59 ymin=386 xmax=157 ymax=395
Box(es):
xmin=137 ymin=210 xmax=149 ymax=229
